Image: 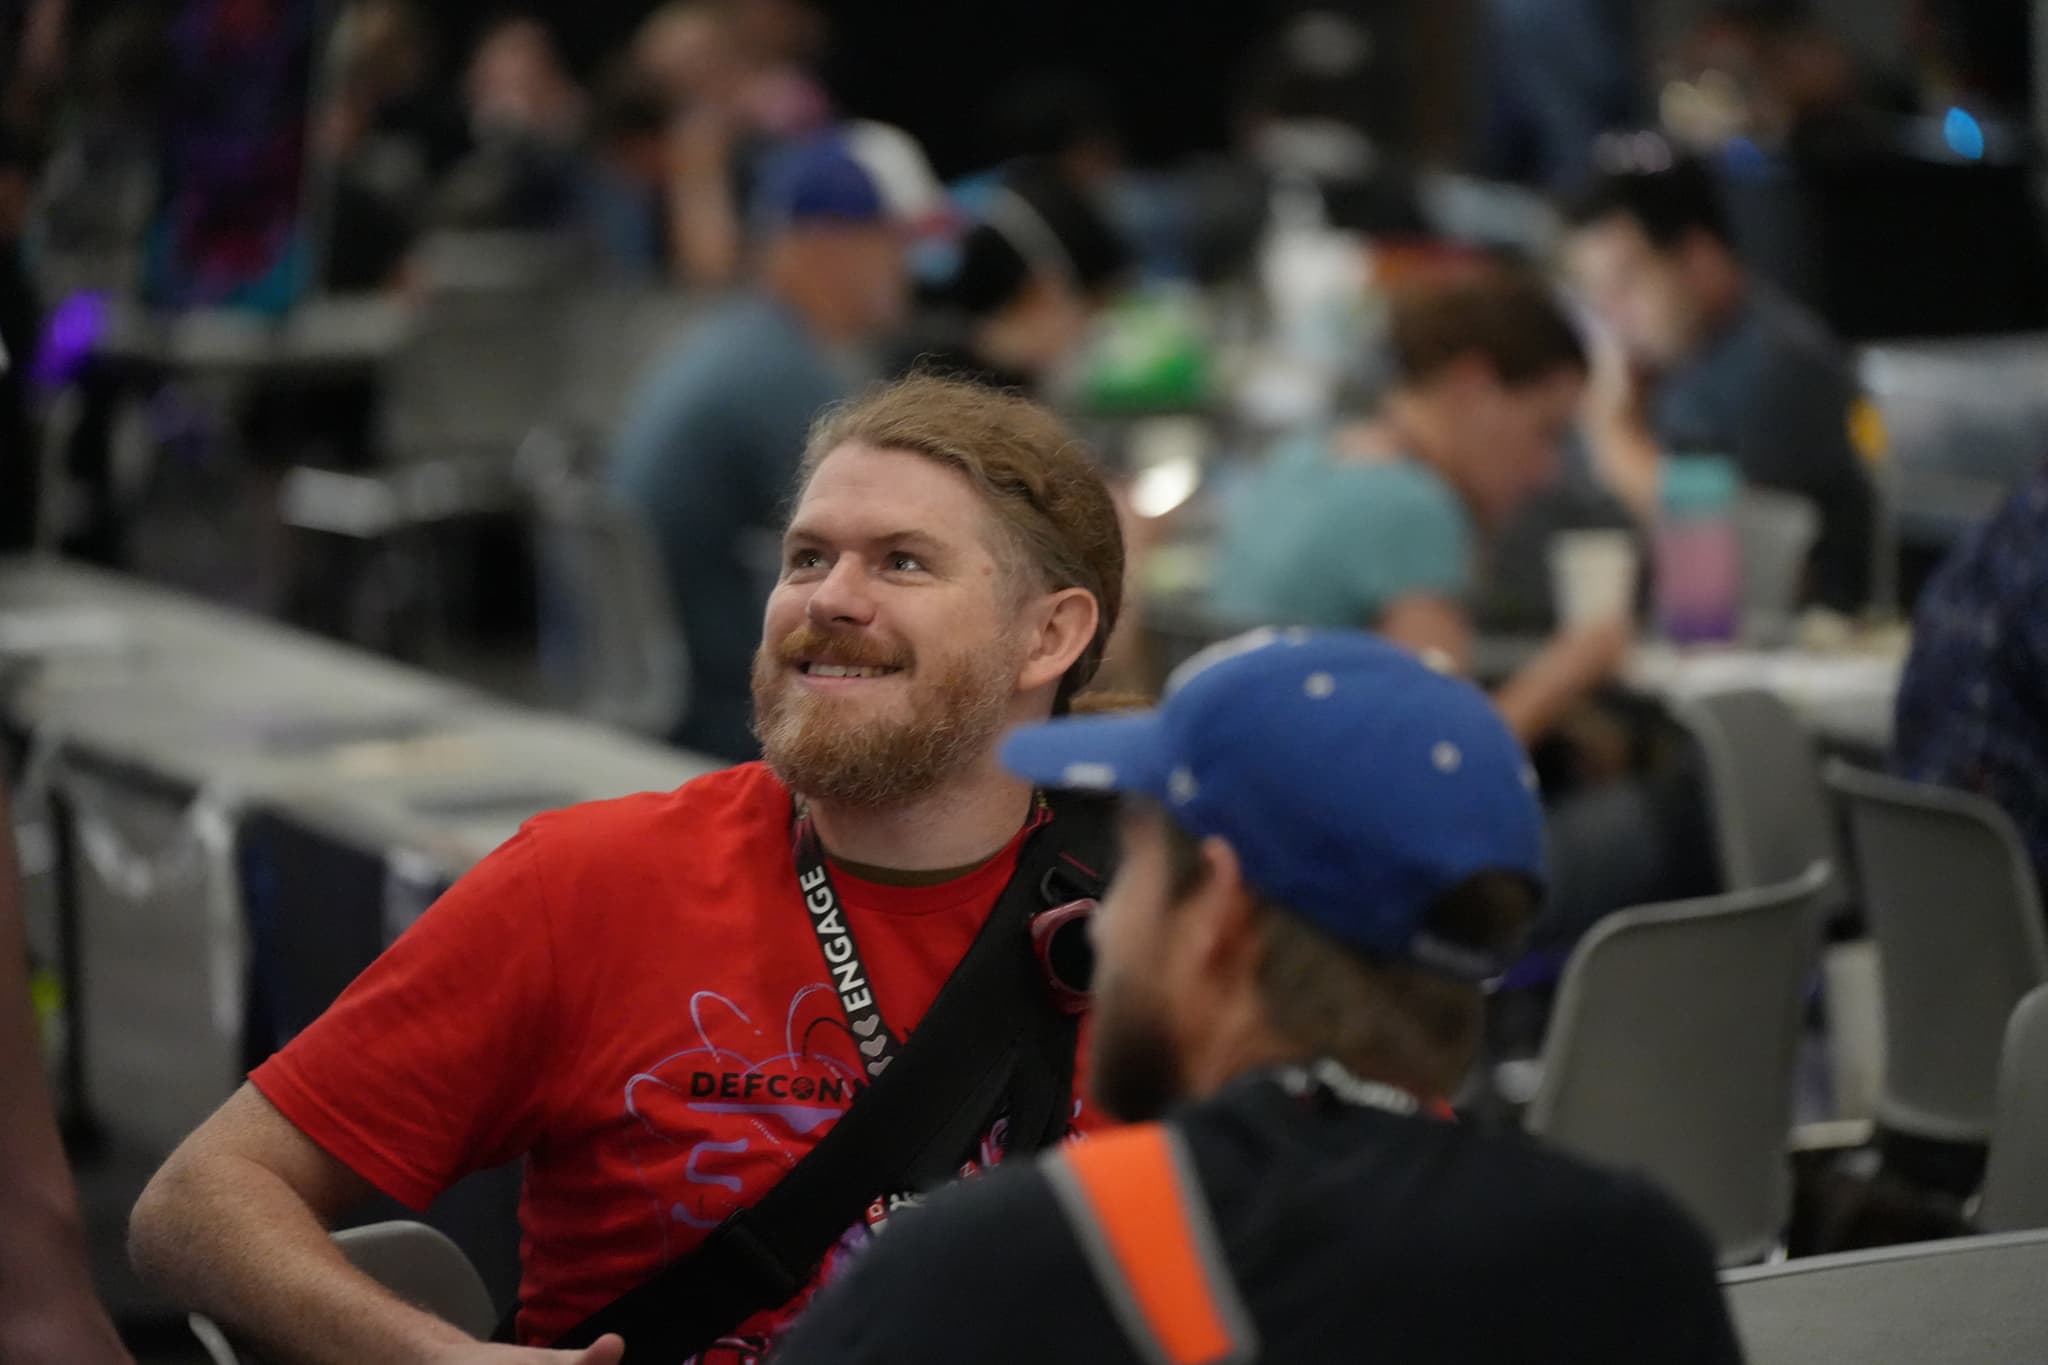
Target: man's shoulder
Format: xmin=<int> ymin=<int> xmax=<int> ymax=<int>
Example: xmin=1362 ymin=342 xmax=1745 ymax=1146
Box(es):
xmin=1348 ymin=454 xmax=1464 ymax=512
xmin=1746 ymin=287 xmax=1852 ymax=383
xmin=518 ymin=762 xmax=790 ymax=866
xmin=1176 ymin=1085 xmax=1713 ymax=1264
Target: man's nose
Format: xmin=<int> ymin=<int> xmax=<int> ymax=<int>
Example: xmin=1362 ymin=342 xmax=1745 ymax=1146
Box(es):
xmin=805 ymin=555 xmax=877 ymax=628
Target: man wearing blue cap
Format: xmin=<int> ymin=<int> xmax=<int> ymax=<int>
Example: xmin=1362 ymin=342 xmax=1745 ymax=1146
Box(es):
xmin=612 ymin=124 xmax=942 ymax=761
xmin=777 ymin=628 xmax=1743 ymax=1365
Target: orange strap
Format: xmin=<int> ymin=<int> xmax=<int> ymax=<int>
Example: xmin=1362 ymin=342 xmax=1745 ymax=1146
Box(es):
xmin=1047 ymin=1124 xmax=1255 ymax=1365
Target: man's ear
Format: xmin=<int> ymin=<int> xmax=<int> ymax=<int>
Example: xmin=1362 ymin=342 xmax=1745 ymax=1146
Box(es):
xmin=1016 ymin=587 xmax=1099 ymax=695
xmin=1179 ymin=835 xmax=1263 ymax=982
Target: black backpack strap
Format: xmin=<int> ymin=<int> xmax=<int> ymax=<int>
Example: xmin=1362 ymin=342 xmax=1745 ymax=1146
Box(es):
xmin=548 ymin=792 xmax=1115 ymax=1356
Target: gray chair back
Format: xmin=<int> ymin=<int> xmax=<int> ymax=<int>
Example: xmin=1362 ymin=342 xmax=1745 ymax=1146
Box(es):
xmin=531 ymin=468 xmax=689 ymax=737
xmin=334 ymin=1220 xmax=499 ymax=1337
xmin=378 ymin=260 xmax=584 ymax=462
xmin=1825 ymin=762 xmax=2048 ymax=1141
xmin=1676 ymin=689 xmax=1845 ymax=910
xmin=1980 ymin=985 xmax=2048 ymax=1231
xmin=1527 ymin=864 xmax=1830 ymax=1265
xmin=189 ymin=1220 xmax=496 ymax=1363
xmin=1723 ymin=1230 xmax=2048 ymax=1365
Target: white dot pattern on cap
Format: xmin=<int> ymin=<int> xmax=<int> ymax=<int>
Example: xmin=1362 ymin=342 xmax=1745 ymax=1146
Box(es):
xmin=1061 ymin=762 xmax=1118 ymax=789
xmin=1304 ymin=671 xmax=1336 ymax=699
xmin=1432 ymin=742 xmax=1463 ymax=774
xmin=1168 ymin=766 xmax=1199 ymax=805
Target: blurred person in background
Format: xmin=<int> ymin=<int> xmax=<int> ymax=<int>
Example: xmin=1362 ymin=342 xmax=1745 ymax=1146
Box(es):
xmin=2 ymin=0 xmax=67 ymax=138
xmin=610 ymin=126 xmax=936 ymax=761
xmin=1214 ymin=270 xmax=1621 ymax=751
xmin=131 ymin=376 xmax=1124 ymax=1362
xmin=1562 ymin=153 xmax=1875 ymax=613
xmin=1212 ymin=271 xmax=1709 ymax=954
xmin=432 ymin=13 xmax=588 ymax=233
xmin=1893 ymin=464 xmax=2048 ymax=898
xmin=1476 ymin=0 xmax=1642 ymax=192
xmin=631 ymin=0 xmax=833 ymax=286
xmin=1 ymin=783 xmax=134 ymax=1364
xmin=315 ymin=0 xmax=469 ymax=292
xmin=569 ymin=67 xmax=672 ymax=279
xmin=145 ymin=0 xmax=316 ymax=313
xmin=892 ymin=160 xmax=1130 ymax=395
xmin=1660 ymin=1 xmax=1893 ymax=158
xmin=22 ymin=0 xmax=161 ymax=300
xmin=777 ymin=631 xmax=1740 ymax=1365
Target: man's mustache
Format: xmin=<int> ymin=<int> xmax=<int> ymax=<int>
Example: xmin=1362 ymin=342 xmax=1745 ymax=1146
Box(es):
xmin=772 ymin=625 xmax=914 ymax=672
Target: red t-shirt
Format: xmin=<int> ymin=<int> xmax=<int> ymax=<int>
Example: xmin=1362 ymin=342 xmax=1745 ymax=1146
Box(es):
xmin=251 ymin=763 xmax=1101 ymax=1356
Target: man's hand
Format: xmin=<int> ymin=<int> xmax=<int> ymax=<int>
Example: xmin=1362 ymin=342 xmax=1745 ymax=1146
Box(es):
xmin=1551 ymin=617 xmax=1633 ymax=693
xmin=426 ymin=1334 xmax=624 ymax=1365
xmin=1584 ymin=336 xmax=1663 ymax=525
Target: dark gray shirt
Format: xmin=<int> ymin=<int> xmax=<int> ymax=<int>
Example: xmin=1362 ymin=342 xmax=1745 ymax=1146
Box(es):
xmin=1652 ymin=286 xmax=1875 ymax=611
xmin=777 ymin=1072 xmax=1744 ymax=1365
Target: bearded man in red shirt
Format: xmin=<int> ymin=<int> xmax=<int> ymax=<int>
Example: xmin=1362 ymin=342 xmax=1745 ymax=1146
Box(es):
xmin=130 ymin=374 xmax=1127 ymax=1364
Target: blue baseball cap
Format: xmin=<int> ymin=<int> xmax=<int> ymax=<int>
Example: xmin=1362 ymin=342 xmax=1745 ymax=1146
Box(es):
xmin=751 ymin=123 xmax=946 ymax=234
xmin=1001 ymin=629 xmax=1546 ymax=981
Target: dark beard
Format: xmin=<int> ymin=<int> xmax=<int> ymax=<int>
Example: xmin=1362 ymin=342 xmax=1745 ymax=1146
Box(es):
xmin=751 ymin=624 xmax=1019 ymax=807
xmin=1088 ymin=978 xmax=1188 ymax=1123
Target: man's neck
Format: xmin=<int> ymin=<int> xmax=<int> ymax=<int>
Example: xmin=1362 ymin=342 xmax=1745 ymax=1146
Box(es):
xmin=1692 ymin=266 xmax=1752 ymax=349
xmin=1378 ymin=391 xmax=1483 ymax=523
xmin=805 ymin=768 xmax=1037 ymax=880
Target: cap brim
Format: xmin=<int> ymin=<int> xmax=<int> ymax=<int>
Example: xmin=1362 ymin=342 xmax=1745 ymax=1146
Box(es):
xmin=1000 ymin=711 xmax=1174 ymax=798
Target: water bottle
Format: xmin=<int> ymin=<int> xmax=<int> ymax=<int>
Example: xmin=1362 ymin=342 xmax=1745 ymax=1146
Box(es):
xmin=1655 ymin=455 xmax=1742 ymax=643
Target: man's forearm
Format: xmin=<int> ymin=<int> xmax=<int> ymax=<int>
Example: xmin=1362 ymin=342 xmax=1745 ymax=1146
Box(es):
xmin=130 ymin=1155 xmax=471 ymax=1365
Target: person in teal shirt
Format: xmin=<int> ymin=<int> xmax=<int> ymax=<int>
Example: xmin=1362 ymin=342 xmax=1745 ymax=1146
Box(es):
xmin=1217 ymin=269 xmax=1716 ymax=962
xmin=1215 ymin=437 xmax=1476 ymax=629
xmin=1216 ymin=270 xmax=1621 ymax=748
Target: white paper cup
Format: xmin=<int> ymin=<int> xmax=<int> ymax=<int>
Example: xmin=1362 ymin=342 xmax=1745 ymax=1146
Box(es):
xmin=1549 ymin=530 xmax=1639 ymax=627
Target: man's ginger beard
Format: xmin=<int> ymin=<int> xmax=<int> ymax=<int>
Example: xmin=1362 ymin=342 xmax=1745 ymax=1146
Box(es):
xmin=751 ymin=621 xmax=1024 ymax=806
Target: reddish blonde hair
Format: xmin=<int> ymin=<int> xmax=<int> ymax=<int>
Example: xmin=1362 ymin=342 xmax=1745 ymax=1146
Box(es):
xmin=798 ymin=375 xmax=1125 ymax=712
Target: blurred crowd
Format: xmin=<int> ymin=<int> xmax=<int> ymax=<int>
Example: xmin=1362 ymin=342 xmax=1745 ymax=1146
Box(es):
xmin=0 ymin=0 xmax=2041 ymax=787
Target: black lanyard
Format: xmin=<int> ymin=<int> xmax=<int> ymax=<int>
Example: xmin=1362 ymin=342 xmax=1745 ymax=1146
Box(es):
xmin=793 ymin=812 xmax=902 ymax=1080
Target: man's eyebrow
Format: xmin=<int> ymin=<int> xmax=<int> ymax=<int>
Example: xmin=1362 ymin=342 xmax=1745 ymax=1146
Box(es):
xmin=876 ymin=530 xmax=948 ymax=553
xmin=783 ymin=525 xmax=952 ymax=554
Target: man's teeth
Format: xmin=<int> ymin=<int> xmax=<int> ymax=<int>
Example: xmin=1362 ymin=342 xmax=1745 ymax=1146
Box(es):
xmin=806 ymin=664 xmax=895 ymax=678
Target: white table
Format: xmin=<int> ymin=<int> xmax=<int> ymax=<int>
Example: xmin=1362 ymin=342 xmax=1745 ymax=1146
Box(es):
xmin=1625 ymin=644 xmax=1904 ymax=754
xmin=1471 ymin=633 xmax=1903 ymax=753
xmin=94 ymin=297 xmax=410 ymax=378
xmin=0 ymin=557 xmax=714 ymax=1142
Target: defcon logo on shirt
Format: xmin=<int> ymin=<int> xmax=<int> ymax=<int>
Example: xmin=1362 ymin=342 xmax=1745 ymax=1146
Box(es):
xmin=686 ymin=1069 xmax=865 ymax=1105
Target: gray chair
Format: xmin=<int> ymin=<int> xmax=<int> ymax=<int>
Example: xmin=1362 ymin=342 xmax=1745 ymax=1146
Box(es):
xmin=1980 ymin=986 xmax=2048 ymax=1232
xmin=190 ymin=1221 xmax=497 ymax=1364
xmin=1675 ymin=689 xmax=1845 ymax=908
xmin=528 ymin=458 xmax=690 ymax=737
xmin=1825 ymin=763 xmax=2048 ymax=1143
xmin=1679 ymin=691 xmax=1873 ymax=1122
xmin=1723 ymin=1230 xmax=2048 ymax=1365
xmin=376 ymin=285 xmax=582 ymax=463
xmin=1526 ymin=864 xmax=1830 ymax=1265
